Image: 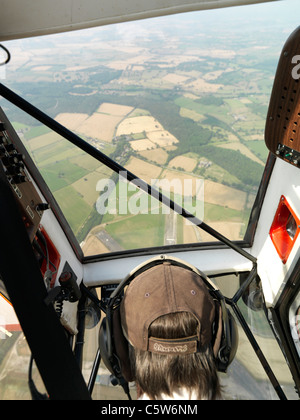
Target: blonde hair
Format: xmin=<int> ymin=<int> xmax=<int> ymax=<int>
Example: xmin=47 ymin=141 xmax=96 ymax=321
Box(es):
xmin=129 ymin=311 xmax=222 ymax=400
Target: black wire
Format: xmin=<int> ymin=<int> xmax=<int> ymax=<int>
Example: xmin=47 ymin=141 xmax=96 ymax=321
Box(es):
xmin=0 ymin=45 xmax=11 ymax=66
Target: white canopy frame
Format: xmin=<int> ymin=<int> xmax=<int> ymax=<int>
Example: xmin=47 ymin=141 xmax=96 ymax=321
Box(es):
xmin=0 ymin=0 xmax=278 ymax=41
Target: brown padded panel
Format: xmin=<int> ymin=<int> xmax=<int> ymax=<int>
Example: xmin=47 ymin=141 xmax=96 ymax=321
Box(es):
xmin=265 ymin=26 xmax=300 ymax=167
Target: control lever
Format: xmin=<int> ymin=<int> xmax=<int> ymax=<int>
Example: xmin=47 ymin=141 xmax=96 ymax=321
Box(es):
xmin=44 ymin=271 xmax=81 ymax=315
xmin=59 ymin=271 xmax=81 ymax=303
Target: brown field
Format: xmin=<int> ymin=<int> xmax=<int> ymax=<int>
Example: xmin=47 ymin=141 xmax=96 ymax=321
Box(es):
xmin=162 ymin=73 xmax=190 ymax=84
xmin=160 ymin=169 xmax=203 ymax=196
xmin=203 ymin=70 xmax=226 ymax=81
xmin=132 ymin=65 xmax=145 ymax=71
xmin=116 ymin=116 xmax=163 ymax=136
xmin=55 ymin=104 xmax=134 ymax=143
xmin=205 ymin=180 xmax=246 ymax=211
xmin=228 ymin=134 xmax=240 ymax=141
xmin=97 ymin=103 xmax=134 ymax=116
xmin=199 ymin=222 xmax=244 ymax=241
xmin=183 ymin=223 xmax=201 ymax=244
xmin=29 ymin=132 xmax=61 ymax=151
xmin=156 ymin=55 xmax=202 ymax=67
xmin=81 ymin=234 xmax=109 ymax=256
xmin=130 ymin=139 xmax=156 ymax=151
xmin=55 ymin=113 xmax=89 ymax=131
xmin=180 ymin=107 xmax=204 ymax=122
xmin=106 ymin=54 xmax=153 ymax=70
xmin=125 ymin=156 xmax=162 ymax=184
xmin=183 ymin=219 xmax=243 ymax=243
xmin=139 ymin=148 xmax=169 ymax=165
xmin=168 ymin=155 xmax=197 ymax=171
xmin=188 ymin=48 xmax=236 ymax=60
xmin=147 ymin=130 xmax=179 ymax=147
xmin=164 ymin=145 xmax=178 ymax=152
xmin=185 ymin=78 xmax=224 ymax=93
xmin=183 ymin=93 xmax=200 ymax=100
xmin=72 ymin=171 xmax=104 ymax=206
xmin=247 ymin=134 xmax=264 ymax=141
xmin=160 ymin=170 xmax=246 ymax=210
xmin=77 ymin=113 xmax=123 ymax=142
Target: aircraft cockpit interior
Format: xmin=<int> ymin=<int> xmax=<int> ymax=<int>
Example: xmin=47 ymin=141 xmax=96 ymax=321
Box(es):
xmin=0 ymin=0 xmax=299 ymax=400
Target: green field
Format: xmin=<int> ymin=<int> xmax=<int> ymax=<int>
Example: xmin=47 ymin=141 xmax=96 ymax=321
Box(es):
xmin=105 ymin=213 xmax=165 ymax=249
xmin=41 ymin=160 xmax=89 ymax=191
xmin=54 ymin=185 xmax=92 ymax=234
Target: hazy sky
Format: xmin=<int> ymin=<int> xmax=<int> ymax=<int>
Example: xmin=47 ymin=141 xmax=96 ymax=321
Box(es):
xmin=3 ymin=0 xmax=299 ymax=48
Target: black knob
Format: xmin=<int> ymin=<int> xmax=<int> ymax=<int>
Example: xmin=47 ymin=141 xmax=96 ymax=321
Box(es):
xmin=11 ymin=174 xmax=26 ymax=184
xmin=0 ymin=144 xmax=6 ymax=156
xmin=36 ymin=203 xmax=50 ymax=212
xmin=6 ymin=165 xmax=20 ymax=175
xmin=2 ymin=155 xmax=16 ymax=166
xmin=276 ymin=144 xmax=285 ymax=156
xmin=5 ymin=144 xmax=15 ymax=152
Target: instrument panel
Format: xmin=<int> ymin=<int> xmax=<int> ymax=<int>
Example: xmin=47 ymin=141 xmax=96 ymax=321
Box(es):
xmin=0 ymin=109 xmax=48 ymax=242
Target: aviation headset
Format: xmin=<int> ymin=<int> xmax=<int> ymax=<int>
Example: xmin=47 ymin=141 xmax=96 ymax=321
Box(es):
xmin=99 ymin=255 xmax=238 ymax=392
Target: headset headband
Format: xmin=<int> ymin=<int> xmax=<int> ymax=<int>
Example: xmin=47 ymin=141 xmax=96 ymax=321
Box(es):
xmin=99 ymin=254 xmax=238 ymax=400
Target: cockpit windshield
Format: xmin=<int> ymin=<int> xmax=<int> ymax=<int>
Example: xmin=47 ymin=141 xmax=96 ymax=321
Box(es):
xmin=1 ymin=0 xmax=299 ymax=257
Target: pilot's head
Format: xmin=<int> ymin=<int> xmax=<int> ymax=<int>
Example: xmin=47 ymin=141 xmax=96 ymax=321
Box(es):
xmin=118 ymin=260 xmax=237 ymax=399
xmin=100 ymin=256 xmax=238 ymax=400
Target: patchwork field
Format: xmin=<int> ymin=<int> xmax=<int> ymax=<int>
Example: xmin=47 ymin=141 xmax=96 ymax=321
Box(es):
xmin=204 ymin=180 xmax=246 ymax=211
xmin=186 ymin=78 xmax=224 ymax=93
xmin=153 ymin=170 xmax=202 ymax=200
xmin=97 ymin=103 xmax=134 ymax=116
xmin=28 ymin=132 xmax=62 ymax=151
xmin=130 ymin=138 xmax=156 ymax=151
xmin=147 ymin=130 xmax=178 ymax=147
xmin=125 ymin=156 xmax=163 ymax=184
xmin=168 ymin=155 xmax=198 ymax=172
xmin=139 ymin=148 xmax=169 ymax=165
xmin=55 ymin=103 xmax=134 ymax=143
xmin=72 ymin=170 xmax=108 ymax=206
xmin=18 ymin=88 xmax=264 ymax=253
xmin=77 ymin=113 xmax=123 ymax=142
xmin=116 ymin=116 xmax=163 ymax=135
xmin=55 ymin=113 xmax=89 ymax=131
xmin=163 ymin=73 xmax=190 ymax=84
xmin=6 ymin=5 xmax=287 ymax=265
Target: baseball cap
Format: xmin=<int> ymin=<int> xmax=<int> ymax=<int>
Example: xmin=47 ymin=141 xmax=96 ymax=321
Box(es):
xmin=120 ymin=261 xmax=217 ymax=355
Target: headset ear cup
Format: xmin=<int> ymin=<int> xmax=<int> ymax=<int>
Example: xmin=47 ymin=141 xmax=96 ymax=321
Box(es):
xmin=213 ymin=301 xmax=239 ymax=372
xmin=99 ymin=317 xmax=114 ymax=375
xmin=99 ymin=309 xmax=133 ymax=382
xmin=225 ymin=310 xmax=238 ymax=366
xmin=112 ymin=306 xmax=134 ymax=382
xmin=212 ymin=301 xmax=223 ymax=360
